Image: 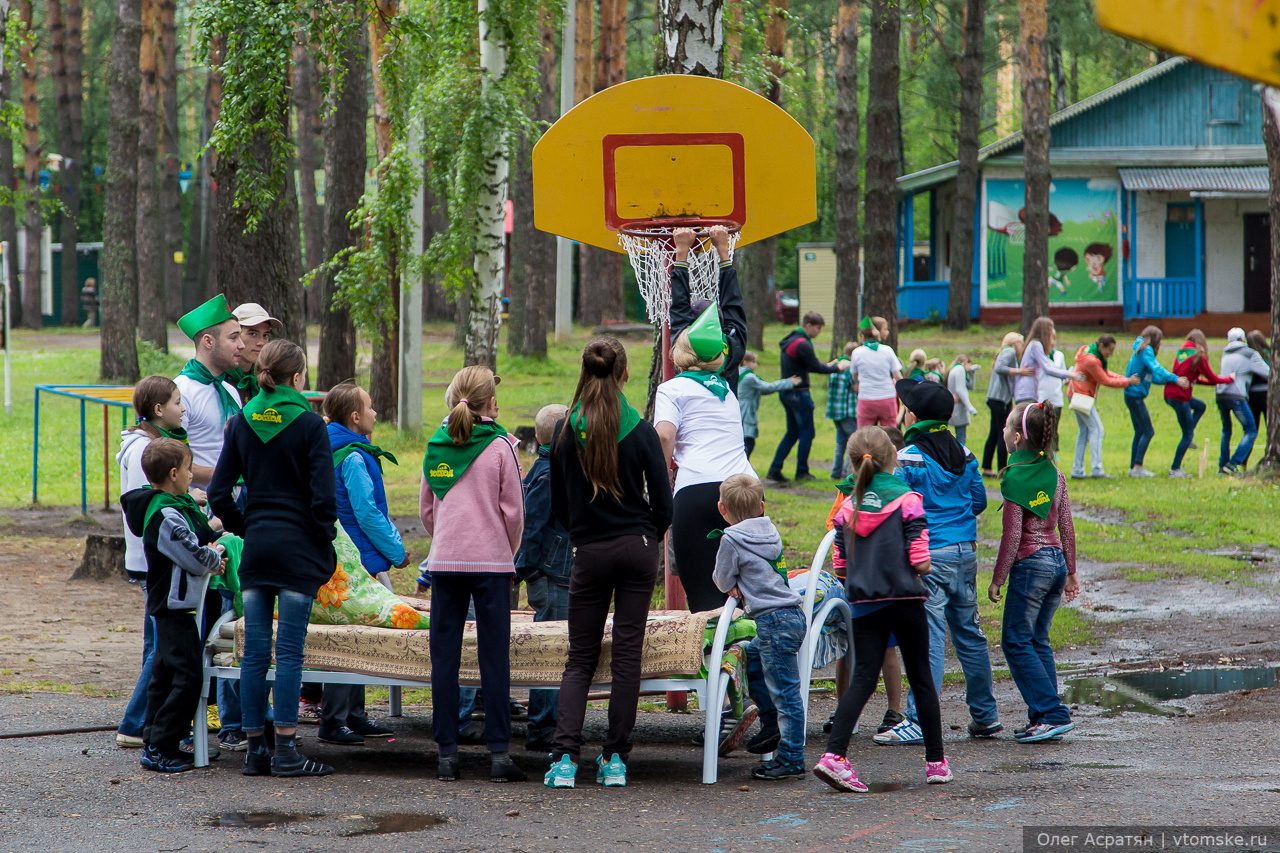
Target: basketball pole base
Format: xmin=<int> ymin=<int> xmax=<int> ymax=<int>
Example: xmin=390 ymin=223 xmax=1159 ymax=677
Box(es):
xmin=660 ymin=297 xmax=689 ymax=713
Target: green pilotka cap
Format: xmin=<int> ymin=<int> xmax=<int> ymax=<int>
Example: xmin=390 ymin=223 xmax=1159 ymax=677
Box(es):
xmin=686 ymin=302 xmax=727 ymax=361
xmin=178 ymin=294 xmax=236 ymax=340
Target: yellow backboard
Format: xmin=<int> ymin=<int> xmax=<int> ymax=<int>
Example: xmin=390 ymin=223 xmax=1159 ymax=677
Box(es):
xmin=532 ymin=75 xmax=817 ymax=252
xmin=1097 ymin=0 xmax=1280 ymax=87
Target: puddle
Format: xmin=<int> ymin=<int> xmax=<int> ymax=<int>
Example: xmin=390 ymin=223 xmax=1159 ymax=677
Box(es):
xmin=1070 ymin=763 xmax=1132 ymax=769
xmin=204 ymin=812 xmax=320 ymax=829
xmin=995 ymin=761 xmax=1065 ymax=772
xmin=866 ymin=782 xmax=911 ymax=793
xmin=204 ymin=811 xmax=445 ymax=836
xmin=1063 ymin=667 xmax=1278 ymax=717
xmin=339 ymin=813 xmax=446 ymax=837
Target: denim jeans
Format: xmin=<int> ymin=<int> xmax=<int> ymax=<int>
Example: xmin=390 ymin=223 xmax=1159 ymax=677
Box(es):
xmin=1072 ymin=406 xmax=1106 ymax=476
xmin=904 ymin=542 xmax=999 ymax=727
xmin=1218 ymin=398 xmax=1257 ymax=469
xmin=526 ymin=576 xmax=570 ymax=743
xmin=457 ymin=599 xmax=479 ymax=725
xmin=742 ymin=606 xmax=807 ymax=764
xmin=830 ymin=417 xmax=857 ymax=478
xmin=954 ymin=424 xmax=968 ymax=448
xmin=1125 ymin=395 xmax=1154 ymax=468
xmin=1166 ymin=397 xmax=1206 ymax=471
xmin=240 ymin=586 xmax=314 ymax=732
xmin=118 ymin=589 xmax=155 ymax=738
xmin=1000 ymin=547 xmax=1071 ymax=727
xmin=769 ymin=390 xmax=816 ymax=478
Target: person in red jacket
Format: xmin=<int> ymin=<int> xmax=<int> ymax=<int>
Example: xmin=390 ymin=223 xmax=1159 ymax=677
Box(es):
xmin=1163 ymin=330 xmax=1233 ymax=477
xmin=1068 ymin=335 xmax=1138 ymax=479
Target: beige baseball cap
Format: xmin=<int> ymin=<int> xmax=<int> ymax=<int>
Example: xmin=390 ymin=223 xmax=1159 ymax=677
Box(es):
xmin=232 ymin=302 xmax=283 ymax=331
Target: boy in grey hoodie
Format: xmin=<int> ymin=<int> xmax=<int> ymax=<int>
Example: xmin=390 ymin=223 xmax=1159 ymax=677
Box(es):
xmin=1215 ymin=327 xmax=1271 ymax=473
xmin=713 ymin=474 xmax=807 ymax=781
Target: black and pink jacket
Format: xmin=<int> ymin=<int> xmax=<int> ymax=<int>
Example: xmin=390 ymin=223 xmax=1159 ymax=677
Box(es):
xmin=843 ymin=487 xmax=931 ymax=605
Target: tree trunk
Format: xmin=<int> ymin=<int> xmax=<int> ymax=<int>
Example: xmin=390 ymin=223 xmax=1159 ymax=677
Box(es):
xmin=831 ymin=0 xmax=860 ymax=356
xmin=0 ymin=8 xmax=19 ymax=330
xmin=367 ymin=0 xmax=398 ymax=422
xmin=199 ymin=37 xmax=222 ymax=302
xmin=1259 ymin=88 xmax=1280 ymax=468
xmin=657 ymin=0 xmax=725 ymax=75
xmin=184 ymin=66 xmax=212 ymax=309
xmin=1049 ymin=29 xmax=1068 ymax=112
xmin=158 ymin=0 xmax=182 ymax=319
xmin=100 ymin=0 xmax=142 ymax=381
xmin=19 ymin=0 xmax=42 ymax=330
xmin=863 ymin=0 xmax=900 ymax=352
xmin=49 ymin=0 xmax=81 ymax=326
xmin=1019 ymin=0 xmax=1050 ymax=332
xmin=136 ymin=0 xmax=167 ymax=349
xmin=946 ymin=0 xmax=984 ymax=331
xmin=293 ymin=35 xmax=323 ymax=321
xmin=573 ymin=0 xmax=593 ymax=106
xmin=421 ymin=176 xmax=452 ymax=321
xmin=317 ymin=5 xmax=365 ymax=390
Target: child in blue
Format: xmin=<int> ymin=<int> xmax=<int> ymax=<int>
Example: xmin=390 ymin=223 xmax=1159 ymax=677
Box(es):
xmin=515 ymin=404 xmax=572 ymax=752
xmin=712 ymin=473 xmax=807 ymax=781
xmin=320 ymin=383 xmax=406 ymax=745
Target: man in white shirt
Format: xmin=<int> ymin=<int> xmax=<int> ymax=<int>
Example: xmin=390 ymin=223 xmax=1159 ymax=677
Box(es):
xmin=173 ymin=295 xmax=244 ymax=487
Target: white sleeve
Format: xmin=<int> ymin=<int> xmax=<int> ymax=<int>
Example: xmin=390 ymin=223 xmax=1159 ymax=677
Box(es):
xmin=847 ymin=349 xmax=861 ymax=378
xmin=886 ymin=347 xmax=902 ymax=373
xmin=653 ymin=384 xmax=680 ymax=428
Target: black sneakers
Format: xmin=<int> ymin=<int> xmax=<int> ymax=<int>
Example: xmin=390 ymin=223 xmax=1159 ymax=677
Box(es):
xmin=746 ymin=728 xmax=780 ymax=755
xmin=750 ymin=758 xmax=805 ymax=781
xmin=349 ymin=718 xmax=393 ymax=738
xmin=438 ymin=753 xmax=461 ymax=781
xmin=318 ymin=726 xmax=365 ymax=745
xmin=140 ymin=744 xmax=195 ymax=773
xmin=490 ymin=753 xmax=527 ymax=783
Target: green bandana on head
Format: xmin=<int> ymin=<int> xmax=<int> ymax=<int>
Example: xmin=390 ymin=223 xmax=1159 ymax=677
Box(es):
xmin=177 ymin=294 xmax=236 ymax=341
xmin=904 ymin=419 xmax=950 ymax=443
xmin=142 ymin=489 xmax=214 ymax=539
xmin=687 ymin=302 xmax=727 ymax=362
xmin=241 ymin=385 xmax=311 ymax=443
xmin=680 ymin=370 xmax=730 ymax=401
xmin=179 ymin=358 xmax=241 ymax=423
xmin=568 ymin=392 xmax=642 ymax=446
xmin=333 ymin=442 xmax=398 ymax=472
xmin=999 ymin=448 xmax=1058 ymax=519
xmin=423 ymin=420 xmax=508 ymax=499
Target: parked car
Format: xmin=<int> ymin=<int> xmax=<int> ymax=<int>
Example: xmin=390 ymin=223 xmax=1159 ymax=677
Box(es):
xmin=773 ymin=289 xmax=799 ymax=325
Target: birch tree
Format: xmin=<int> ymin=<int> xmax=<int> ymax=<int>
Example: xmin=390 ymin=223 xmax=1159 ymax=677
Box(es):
xmin=137 ymin=0 xmax=167 ymax=348
xmin=1019 ymin=0 xmax=1051 ymax=331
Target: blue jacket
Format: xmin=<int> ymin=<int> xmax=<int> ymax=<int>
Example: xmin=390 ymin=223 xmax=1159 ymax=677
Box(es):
xmin=328 ymin=422 xmax=405 ymax=575
xmin=894 ymin=434 xmax=986 ymax=549
xmin=1124 ymin=337 xmax=1179 ymax=399
xmin=514 ymin=448 xmax=572 ymax=585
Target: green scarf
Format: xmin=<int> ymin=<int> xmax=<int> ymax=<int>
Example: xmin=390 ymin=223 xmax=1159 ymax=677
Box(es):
xmin=333 ymin=441 xmax=399 ymax=472
xmin=904 ymin=419 xmax=950 ymax=443
xmin=138 ymin=420 xmax=189 ymax=445
xmin=539 ymin=443 xmax=551 ymax=453
xmin=857 ymin=471 xmax=911 ymax=512
xmin=142 ymin=489 xmax=214 ymax=540
xmin=864 ymin=340 xmax=880 ymax=351
xmin=999 ymin=449 xmax=1058 ymax=519
xmin=569 ymin=392 xmax=642 ymax=445
xmin=241 ymin=385 xmax=311 ymax=443
xmin=224 ymin=366 xmax=259 ymax=399
xmin=740 ymin=367 xmax=755 ymax=377
xmin=680 ymin=369 xmax=730 ymax=401
xmin=423 ymin=420 xmax=508 ymax=499
xmin=924 ymin=370 xmax=943 ymax=383
xmin=179 ymin=359 xmax=241 ymax=423
xmin=1086 ymin=342 xmax=1108 ymax=373
xmin=907 ymin=367 xmax=925 ymax=380
xmin=1174 ymin=343 xmax=1198 ymax=368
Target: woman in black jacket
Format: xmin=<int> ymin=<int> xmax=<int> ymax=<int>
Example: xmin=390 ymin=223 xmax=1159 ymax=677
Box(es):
xmin=209 ymin=339 xmax=337 ymax=778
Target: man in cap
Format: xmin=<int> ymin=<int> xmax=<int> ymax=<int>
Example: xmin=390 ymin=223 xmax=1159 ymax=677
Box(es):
xmin=874 ymin=378 xmax=1001 ymax=746
xmin=174 ymin=295 xmax=245 ymax=487
xmin=226 ymin=303 xmax=284 ymax=404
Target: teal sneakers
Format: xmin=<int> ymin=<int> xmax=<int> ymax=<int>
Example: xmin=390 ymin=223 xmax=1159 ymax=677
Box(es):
xmin=596 ymin=753 xmax=627 ymax=787
xmin=544 ymin=754 xmax=578 ymax=788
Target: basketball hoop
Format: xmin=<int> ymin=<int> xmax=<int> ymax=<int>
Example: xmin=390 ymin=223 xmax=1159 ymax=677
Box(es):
xmin=1006 ymin=223 xmax=1026 ymax=246
xmin=618 ymin=218 xmax=742 ymax=326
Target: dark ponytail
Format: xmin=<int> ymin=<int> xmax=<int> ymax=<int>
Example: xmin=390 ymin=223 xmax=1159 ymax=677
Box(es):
xmin=561 ymin=337 xmax=627 ymax=499
xmin=256 ymin=339 xmax=306 ymax=393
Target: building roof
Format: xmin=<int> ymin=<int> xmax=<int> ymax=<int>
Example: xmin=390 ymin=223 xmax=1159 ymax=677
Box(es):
xmin=1116 ymin=166 xmax=1269 ymax=193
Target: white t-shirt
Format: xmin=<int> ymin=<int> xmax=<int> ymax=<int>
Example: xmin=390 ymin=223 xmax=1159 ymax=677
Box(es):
xmin=653 ymin=376 xmax=754 ymax=494
xmin=848 ymin=343 xmax=903 ymax=401
xmin=174 ymin=373 xmax=241 ymax=473
xmin=1037 ymin=349 xmax=1067 ymax=406
xmin=117 ymin=429 xmax=152 ymax=577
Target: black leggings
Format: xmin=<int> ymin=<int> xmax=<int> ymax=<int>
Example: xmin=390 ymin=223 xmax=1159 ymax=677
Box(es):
xmin=670 ymin=482 xmax=731 ymax=613
xmin=983 ymin=399 xmax=1012 ymax=472
xmin=825 ymin=600 xmax=943 ymax=762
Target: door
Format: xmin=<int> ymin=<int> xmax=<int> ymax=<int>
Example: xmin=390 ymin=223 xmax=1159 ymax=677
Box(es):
xmin=1243 ymin=212 xmax=1271 ymax=313
xmin=1165 ymin=204 xmax=1196 ymax=279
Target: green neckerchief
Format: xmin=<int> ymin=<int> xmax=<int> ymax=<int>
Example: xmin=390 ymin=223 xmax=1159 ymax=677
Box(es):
xmin=423 ymin=420 xmax=508 ymax=499
xmin=1174 ymin=343 xmax=1198 ymax=368
xmin=864 ymin=340 xmax=880 ymax=351
xmin=857 ymin=471 xmax=911 ymax=512
xmin=138 ymin=419 xmax=189 ymax=445
xmin=142 ymin=489 xmax=214 ymax=540
xmin=706 ymin=527 xmax=788 ymax=581
xmin=999 ymin=448 xmax=1058 ymax=519
xmin=907 ymin=367 xmax=925 ymax=380
xmin=333 ymin=441 xmax=399 ymax=473
xmin=924 ymin=370 xmax=943 ymax=383
xmin=539 ymin=443 xmax=551 ymax=453
xmin=241 ymin=385 xmax=311 ymax=443
xmin=740 ymin=367 xmax=755 ymax=377
xmin=680 ymin=369 xmax=730 ymax=401
xmin=904 ymin=419 xmax=950 ymax=444
xmin=1085 ymin=342 xmax=1108 ymax=373
xmin=569 ymin=392 xmax=642 ymax=445
xmin=224 ymin=366 xmax=259 ymax=399
xmin=179 ymin=359 xmax=241 ymax=423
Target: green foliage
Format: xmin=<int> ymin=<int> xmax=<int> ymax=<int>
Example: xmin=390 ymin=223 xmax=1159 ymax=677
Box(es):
xmin=136 ymin=339 xmax=185 ymax=377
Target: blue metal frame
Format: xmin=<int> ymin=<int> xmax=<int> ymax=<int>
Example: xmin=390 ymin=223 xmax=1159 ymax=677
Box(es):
xmin=32 ymin=384 xmax=133 ymax=516
xmin=1195 ymin=197 xmax=1205 ymax=314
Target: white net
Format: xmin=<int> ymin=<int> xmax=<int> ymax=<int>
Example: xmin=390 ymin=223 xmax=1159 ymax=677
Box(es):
xmin=619 ymin=226 xmax=741 ymax=326
xmin=1006 ymin=223 xmax=1026 ymax=246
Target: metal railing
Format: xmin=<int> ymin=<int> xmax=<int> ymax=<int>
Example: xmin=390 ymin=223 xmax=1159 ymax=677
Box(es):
xmin=1132 ymin=277 xmax=1199 ymax=318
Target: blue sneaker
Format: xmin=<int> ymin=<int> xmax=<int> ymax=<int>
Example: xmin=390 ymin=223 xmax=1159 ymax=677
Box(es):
xmin=872 ymin=719 xmax=924 ymax=745
xmin=1016 ymin=721 xmax=1075 ymax=743
xmin=544 ymin=755 xmax=578 ymax=788
xmin=596 ymin=753 xmax=627 ymax=787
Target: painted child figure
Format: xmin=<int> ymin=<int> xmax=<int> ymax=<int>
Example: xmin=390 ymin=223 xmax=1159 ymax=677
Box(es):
xmin=1049 ymin=247 xmax=1077 ymax=294
xmin=120 ymin=438 xmax=226 ymax=773
xmin=989 ymin=401 xmax=1079 ymax=743
xmin=1084 ymin=243 xmax=1112 ymax=293
xmin=317 ymin=383 xmax=406 ymax=746
xmin=515 ymin=403 xmax=573 ymax=752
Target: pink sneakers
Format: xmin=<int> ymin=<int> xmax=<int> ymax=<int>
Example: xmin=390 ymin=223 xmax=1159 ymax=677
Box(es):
xmin=813 ymin=753 xmax=869 ymax=793
xmin=926 ymin=758 xmax=953 ymax=784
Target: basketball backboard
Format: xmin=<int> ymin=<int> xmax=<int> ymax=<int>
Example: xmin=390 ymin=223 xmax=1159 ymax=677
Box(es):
xmin=533 ymin=75 xmax=817 ymax=252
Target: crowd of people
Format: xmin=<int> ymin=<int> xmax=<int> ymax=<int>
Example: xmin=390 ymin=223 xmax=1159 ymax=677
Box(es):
xmin=108 ymin=225 xmax=1267 ymax=793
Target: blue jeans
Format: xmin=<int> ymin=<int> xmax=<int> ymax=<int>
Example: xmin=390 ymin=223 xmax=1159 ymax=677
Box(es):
xmin=743 ymin=606 xmax=807 ymax=764
xmin=904 ymin=542 xmax=999 ymax=727
xmin=954 ymin=424 xmax=968 ymax=448
xmin=830 ymin=417 xmax=857 ymax=478
xmin=769 ymin=389 xmax=816 ymax=477
xmin=1166 ymin=397 xmax=1206 ymax=471
xmin=526 ymin=576 xmax=570 ymax=742
xmin=1072 ymin=406 xmax=1106 ymax=477
xmin=240 ymin=586 xmax=314 ymax=732
xmin=1001 ymin=547 xmax=1071 ymax=727
xmin=118 ymin=589 xmax=155 ymax=738
xmin=1218 ymin=398 xmax=1257 ymax=469
xmin=1125 ymin=395 xmax=1154 ymax=468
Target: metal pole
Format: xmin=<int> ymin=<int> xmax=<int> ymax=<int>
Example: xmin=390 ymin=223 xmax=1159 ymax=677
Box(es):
xmin=398 ymin=121 xmax=425 ymax=432
xmin=553 ymin=0 xmax=576 ymax=343
xmin=2 ymin=241 xmax=9 ymax=415
xmin=79 ymin=399 xmax=87 ymax=516
xmin=31 ymin=386 xmax=39 ymax=503
xmin=103 ymin=405 xmax=110 ymax=511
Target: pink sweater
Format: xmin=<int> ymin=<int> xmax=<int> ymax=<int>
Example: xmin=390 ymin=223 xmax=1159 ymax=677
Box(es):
xmin=419 ymin=433 xmax=524 ymax=574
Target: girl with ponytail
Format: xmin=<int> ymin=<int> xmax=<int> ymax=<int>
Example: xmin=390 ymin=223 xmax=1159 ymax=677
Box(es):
xmin=545 ymin=338 xmax=672 ymax=789
xmin=988 ymin=400 xmax=1078 ymax=744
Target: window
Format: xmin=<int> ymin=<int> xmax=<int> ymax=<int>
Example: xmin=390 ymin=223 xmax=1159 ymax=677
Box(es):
xmin=1210 ymin=82 xmax=1242 ymax=124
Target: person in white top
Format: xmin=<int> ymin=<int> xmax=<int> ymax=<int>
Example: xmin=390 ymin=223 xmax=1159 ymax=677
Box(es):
xmin=848 ymin=322 xmax=903 ymax=428
xmin=946 ymin=356 xmax=980 ymax=447
xmin=173 ymin=295 xmax=245 ymax=487
xmin=1037 ymin=346 xmax=1067 ymax=407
